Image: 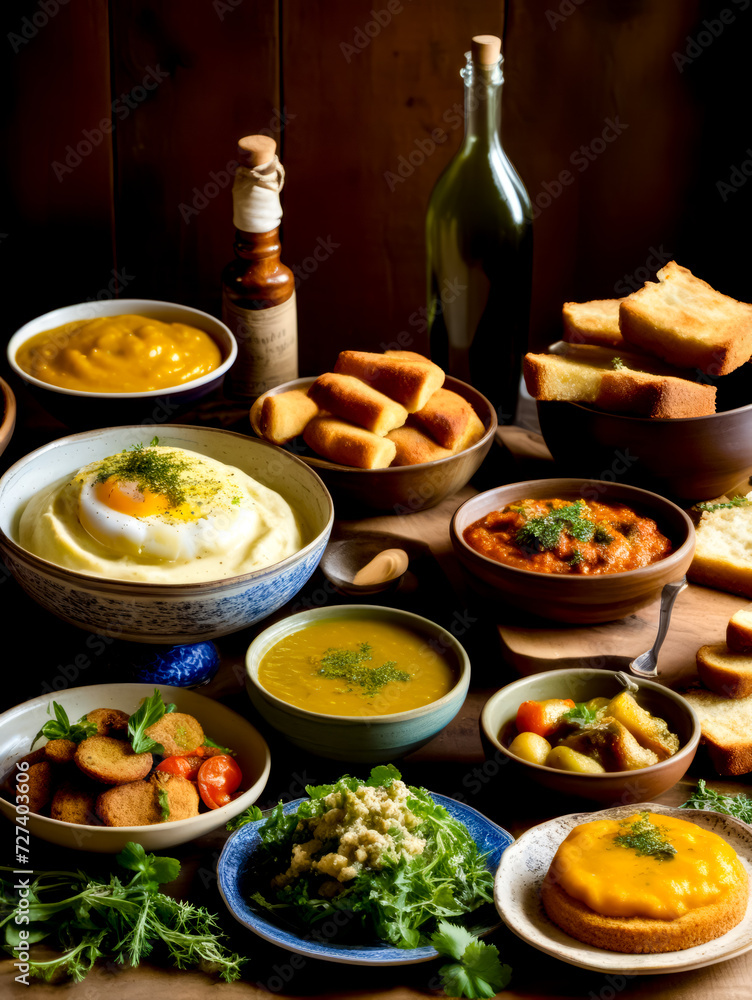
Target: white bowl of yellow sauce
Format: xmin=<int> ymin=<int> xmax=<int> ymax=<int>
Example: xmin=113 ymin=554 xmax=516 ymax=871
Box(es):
xmin=245 ymin=605 xmax=471 ymax=761
xmin=7 ymin=299 xmax=237 ymax=428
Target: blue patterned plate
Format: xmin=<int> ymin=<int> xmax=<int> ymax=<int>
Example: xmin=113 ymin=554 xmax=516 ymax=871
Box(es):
xmin=217 ymin=792 xmax=513 ymax=966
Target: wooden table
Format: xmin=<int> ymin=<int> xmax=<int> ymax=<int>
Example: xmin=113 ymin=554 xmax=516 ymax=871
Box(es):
xmin=1 ymin=394 xmax=751 ymax=999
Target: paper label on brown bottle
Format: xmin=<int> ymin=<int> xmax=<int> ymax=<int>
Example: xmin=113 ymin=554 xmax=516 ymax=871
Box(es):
xmin=223 ymin=291 xmax=298 ymax=399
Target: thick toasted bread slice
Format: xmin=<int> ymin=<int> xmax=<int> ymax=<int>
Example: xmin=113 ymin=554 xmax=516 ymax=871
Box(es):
xmin=728 ymin=605 xmax=752 ymax=654
xmin=523 ymin=343 xmax=716 ymax=418
xmin=689 ymin=495 xmax=752 ymax=598
xmin=697 ymin=642 xmax=752 ymax=699
xmin=562 ymin=298 xmax=626 ymax=348
xmin=619 ymin=261 xmax=752 ymax=374
xmin=682 ymin=685 xmax=752 ymax=774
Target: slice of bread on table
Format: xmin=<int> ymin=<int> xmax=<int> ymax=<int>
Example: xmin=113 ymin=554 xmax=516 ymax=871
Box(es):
xmin=682 ymin=685 xmax=752 ymax=775
xmin=562 ymin=298 xmax=625 ymax=348
xmin=697 ymin=643 xmax=752 ymax=699
xmin=523 ymin=342 xmax=716 ymax=418
xmin=728 ymin=605 xmax=752 ymax=654
xmin=619 ymin=261 xmax=752 ymax=375
xmin=688 ymin=495 xmax=752 ymax=598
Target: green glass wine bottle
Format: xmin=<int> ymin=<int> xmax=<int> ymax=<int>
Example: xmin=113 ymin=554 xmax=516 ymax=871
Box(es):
xmin=426 ymin=34 xmax=533 ymax=422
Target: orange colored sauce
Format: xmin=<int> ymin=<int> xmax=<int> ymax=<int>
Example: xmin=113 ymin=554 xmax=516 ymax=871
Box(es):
xmin=463 ymin=498 xmax=672 ymax=575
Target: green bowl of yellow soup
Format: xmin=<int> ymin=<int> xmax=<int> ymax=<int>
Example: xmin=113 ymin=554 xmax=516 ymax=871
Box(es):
xmin=245 ymin=606 xmax=471 ymax=761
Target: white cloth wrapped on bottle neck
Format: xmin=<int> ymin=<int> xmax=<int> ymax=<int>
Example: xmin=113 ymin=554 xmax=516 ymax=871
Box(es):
xmin=231 ymin=155 xmax=285 ymax=233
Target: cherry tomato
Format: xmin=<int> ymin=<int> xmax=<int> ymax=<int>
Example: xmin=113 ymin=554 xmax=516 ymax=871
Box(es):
xmin=156 ymin=755 xmax=203 ymax=781
xmin=515 ymin=698 xmax=575 ymax=738
xmin=197 ymin=754 xmax=243 ymax=809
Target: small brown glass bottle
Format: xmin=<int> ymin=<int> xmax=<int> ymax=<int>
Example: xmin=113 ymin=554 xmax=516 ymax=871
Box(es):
xmin=222 ymin=135 xmax=298 ymax=401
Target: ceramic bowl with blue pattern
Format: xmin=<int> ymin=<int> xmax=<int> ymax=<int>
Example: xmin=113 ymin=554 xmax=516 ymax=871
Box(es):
xmin=245 ymin=605 xmax=471 ymax=761
xmin=7 ymin=299 xmax=237 ymax=429
xmin=217 ymin=792 xmax=513 ymax=965
xmin=0 ymin=425 xmax=333 ymax=643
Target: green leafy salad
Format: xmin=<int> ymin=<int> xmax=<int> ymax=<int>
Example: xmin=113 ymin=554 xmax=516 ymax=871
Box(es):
xmin=233 ymin=766 xmax=506 ymax=971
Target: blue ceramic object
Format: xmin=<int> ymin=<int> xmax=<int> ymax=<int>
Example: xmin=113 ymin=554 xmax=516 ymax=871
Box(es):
xmin=118 ymin=641 xmax=220 ymax=686
xmin=217 ymin=792 xmax=513 ymax=966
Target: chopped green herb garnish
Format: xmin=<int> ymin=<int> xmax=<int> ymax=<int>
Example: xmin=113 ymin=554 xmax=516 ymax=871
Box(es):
xmin=614 ymin=811 xmax=676 ymax=860
xmin=569 ymin=549 xmax=583 ymax=565
xmin=611 ymin=357 xmax=626 ymax=370
xmin=594 ymin=525 xmax=614 ymax=544
xmin=696 ymin=496 xmax=751 ymax=514
xmin=316 ymin=642 xmax=409 ymax=697
xmin=680 ymin=778 xmax=752 ymax=824
xmin=563 ymin=702 xmax=599 ymax=726
xmin=515 ymin=500 xmax=611 ymax=553
xmin=91 ymin=441 xmax=219 ymax=510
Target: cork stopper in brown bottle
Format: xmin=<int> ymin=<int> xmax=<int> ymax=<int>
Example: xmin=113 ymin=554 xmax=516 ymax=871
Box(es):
xmin=471 ymin=34 xmax=501 ymax=66
xmin=237 ymin=134 xmax=277 ymax=167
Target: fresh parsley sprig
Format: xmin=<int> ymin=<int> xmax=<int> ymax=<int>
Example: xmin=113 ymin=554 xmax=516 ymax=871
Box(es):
xmin=562 ymin=702 xmax=599 ymax=727
xmin=0 ymin=843 xmax=244 ymax=982
xmin=31 ymin=702 xmax=98 ymax=747
xmin=127 ymin=689 xmax=176 ymax=755
xmin=680 ymin=778 xmax=752 ymax=824
xmin=696 ymin=496 xmax=751 ymax=514
xmin=431 ymin=921 xmax=511 ymax=999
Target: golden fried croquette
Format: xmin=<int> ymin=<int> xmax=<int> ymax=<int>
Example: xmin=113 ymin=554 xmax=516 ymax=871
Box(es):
xmin=43 ymin=739 xmax=77 ymax=764
xmin=74 ymin=736 xmax=152 ymax=785
xmin=85 ymin=708 xmax=130 ymax=737
xmin=144 ymin=712 xmax=204 ymax=755
xmin=50 ymin=778 xmax=99 ymax=825
xmin=26 ymin=762 xmax=54 ymax=814
xmin=96 ymin=772 xmax=199 ymax=826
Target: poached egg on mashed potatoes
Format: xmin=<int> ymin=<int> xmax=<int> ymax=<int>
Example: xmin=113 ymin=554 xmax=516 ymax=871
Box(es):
xmin=18 ymin=442 xmax=303 ymax=584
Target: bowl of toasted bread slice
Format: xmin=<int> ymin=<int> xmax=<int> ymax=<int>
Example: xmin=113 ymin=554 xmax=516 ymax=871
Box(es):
xmin=525 ymin=262 xmax=752 ymax=501
xmin=250 ymin=349 xmax=497 ymax=513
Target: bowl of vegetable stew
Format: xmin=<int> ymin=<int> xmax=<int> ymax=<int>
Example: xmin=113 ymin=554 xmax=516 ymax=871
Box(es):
xmin=0 ymin=683 xmax=271 ymax=852
xmin=450 ymin=478 xmax=695 ymax=624
xmin=480 ymin=669 xmax=700 ymax=805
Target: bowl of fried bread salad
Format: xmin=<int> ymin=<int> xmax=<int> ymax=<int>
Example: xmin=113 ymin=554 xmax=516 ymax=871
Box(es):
xmin=217 ymin=765 xmax=514 ymax=965
xmin=0 ymin=683 xmax=271 ymax=852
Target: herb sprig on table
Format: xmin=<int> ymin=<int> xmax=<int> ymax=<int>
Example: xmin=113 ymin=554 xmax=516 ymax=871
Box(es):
xmin=0 ymin=842 xmax=245 ymax=982
xmin=680 ymin=778 xmax=752 ymax=824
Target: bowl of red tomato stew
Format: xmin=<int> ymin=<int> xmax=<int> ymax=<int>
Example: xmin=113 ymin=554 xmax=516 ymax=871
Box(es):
xmin=450 ymin=478 xmax=695 ymax=623
xmin=0 ymin=683 xmax=271 ymax=852
xmin=481 ymin=669 xmax=700 ymax=805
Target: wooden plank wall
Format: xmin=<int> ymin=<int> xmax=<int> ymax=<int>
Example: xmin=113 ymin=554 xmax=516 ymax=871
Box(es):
xmin=3 ymin=0 xmax=751 ymax=367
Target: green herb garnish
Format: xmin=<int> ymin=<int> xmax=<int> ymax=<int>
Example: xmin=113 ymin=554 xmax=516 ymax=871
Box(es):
xmin=91 ymin=440 xmax=218 ymax=509
xmin=611 ymin=356 xmax=626 ymax=370
xmin=563 ymin=702 xmax=599 ymax=726
xmin=0 ymin=842 xmax=244 ymax=982
xmin=203 ymin=736 xmax=235 ymax=755
xmin=594 ymin=525 xmax=614 ymax=544
xmin=316 ymin=642 xmax=409 ymax=697
xmin=569 ymin=549 xmax=583 ymax=565
xmin=614 ymin=811 xmax=676 ymax=860
xmin=226 ymin=804 xmax=264 ymax=832
xmin=31 ymin=702 xmax=98 ymax=747
xmin=680 ymin=778 xmax=752 ymax=824
xmin=432 ymin=921 xmax=511 ymax=999
xmin=696 ymin=496 xmax=751 ymax=514
xmin=515 ymin=499 xmax=613 ymax=553
xmin=157 ymin=786 xmax=170 ymax=822
xmin=127 ymin=690 xmax=176 ymax=755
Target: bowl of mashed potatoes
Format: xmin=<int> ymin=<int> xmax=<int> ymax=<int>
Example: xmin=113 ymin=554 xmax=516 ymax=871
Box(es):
xmin=7 ymin=299 xmax=237 ymax=428
xmin=0 ymin=425 xmax=333 ymax=642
